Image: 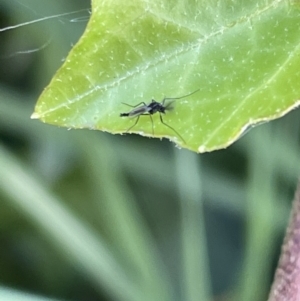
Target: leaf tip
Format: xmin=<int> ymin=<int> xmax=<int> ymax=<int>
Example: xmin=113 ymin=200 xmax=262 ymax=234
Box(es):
xmin=30 ymin=112 xmax=40 ymax=119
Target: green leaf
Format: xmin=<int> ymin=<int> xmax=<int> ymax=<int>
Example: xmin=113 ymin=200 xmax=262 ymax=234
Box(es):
xmin=32 ymin=0 xmax=300 ymax=152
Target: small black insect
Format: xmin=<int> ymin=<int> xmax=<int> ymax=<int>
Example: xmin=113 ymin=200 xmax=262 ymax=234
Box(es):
xmin=120 ymin=89 xmax=199 ymax=143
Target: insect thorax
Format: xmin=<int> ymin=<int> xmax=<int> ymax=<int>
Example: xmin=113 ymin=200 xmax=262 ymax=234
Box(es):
xmin=149 ymin=101 xmax=165 ymax=114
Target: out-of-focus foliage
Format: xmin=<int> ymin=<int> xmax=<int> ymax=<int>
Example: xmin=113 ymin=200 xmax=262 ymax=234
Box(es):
xmin=0 ymin=1 xmax=299 ymax=301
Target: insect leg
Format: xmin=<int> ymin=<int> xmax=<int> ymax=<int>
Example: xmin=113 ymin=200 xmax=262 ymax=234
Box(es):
xmin=138 ymin=113 xmax=154 ymax=135
xmin=149 ymin=114 xmax=154 ymax=135
xmin=125 ymin=115 xmax=140 ymax=132
xmin=162 ymin=89 xmax=200 ymax=105
xmin=159 ymin=113 xmax=186 ymax=143
xmin=121 ymin=102 xmax=147 ymax=108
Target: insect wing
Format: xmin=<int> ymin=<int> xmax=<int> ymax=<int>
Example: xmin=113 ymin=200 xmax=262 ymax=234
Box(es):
xmin=164 ymin=100 xmax=176 ymax=111
xmin=128 ymin=105 xmax=150 ymax=117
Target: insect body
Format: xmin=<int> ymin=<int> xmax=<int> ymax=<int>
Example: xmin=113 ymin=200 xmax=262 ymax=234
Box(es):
xmin=120 ymin=89 xmax=199 ymax=143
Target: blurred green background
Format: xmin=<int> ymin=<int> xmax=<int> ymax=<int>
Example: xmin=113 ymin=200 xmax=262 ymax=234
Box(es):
xmin=0 ymin=1 xmax=299 ymax=301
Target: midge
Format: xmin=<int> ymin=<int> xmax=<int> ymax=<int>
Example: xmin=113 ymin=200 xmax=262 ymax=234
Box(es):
xmin=120 ymin=89 xmax=199 ymax=143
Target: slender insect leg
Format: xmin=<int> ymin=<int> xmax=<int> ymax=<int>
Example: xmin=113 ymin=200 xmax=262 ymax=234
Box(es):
xmin=149 ymin=115 xmax=154 ymax=135
xmin=159 ymin=114 xmax=186 ymax=143
xmin=161 ymin=89 xmax=200 ymax=104
xmin=121 ymin=102 xmax=147 ymax=108
xmin=126 ymin=116 xmax=140 ymax=132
